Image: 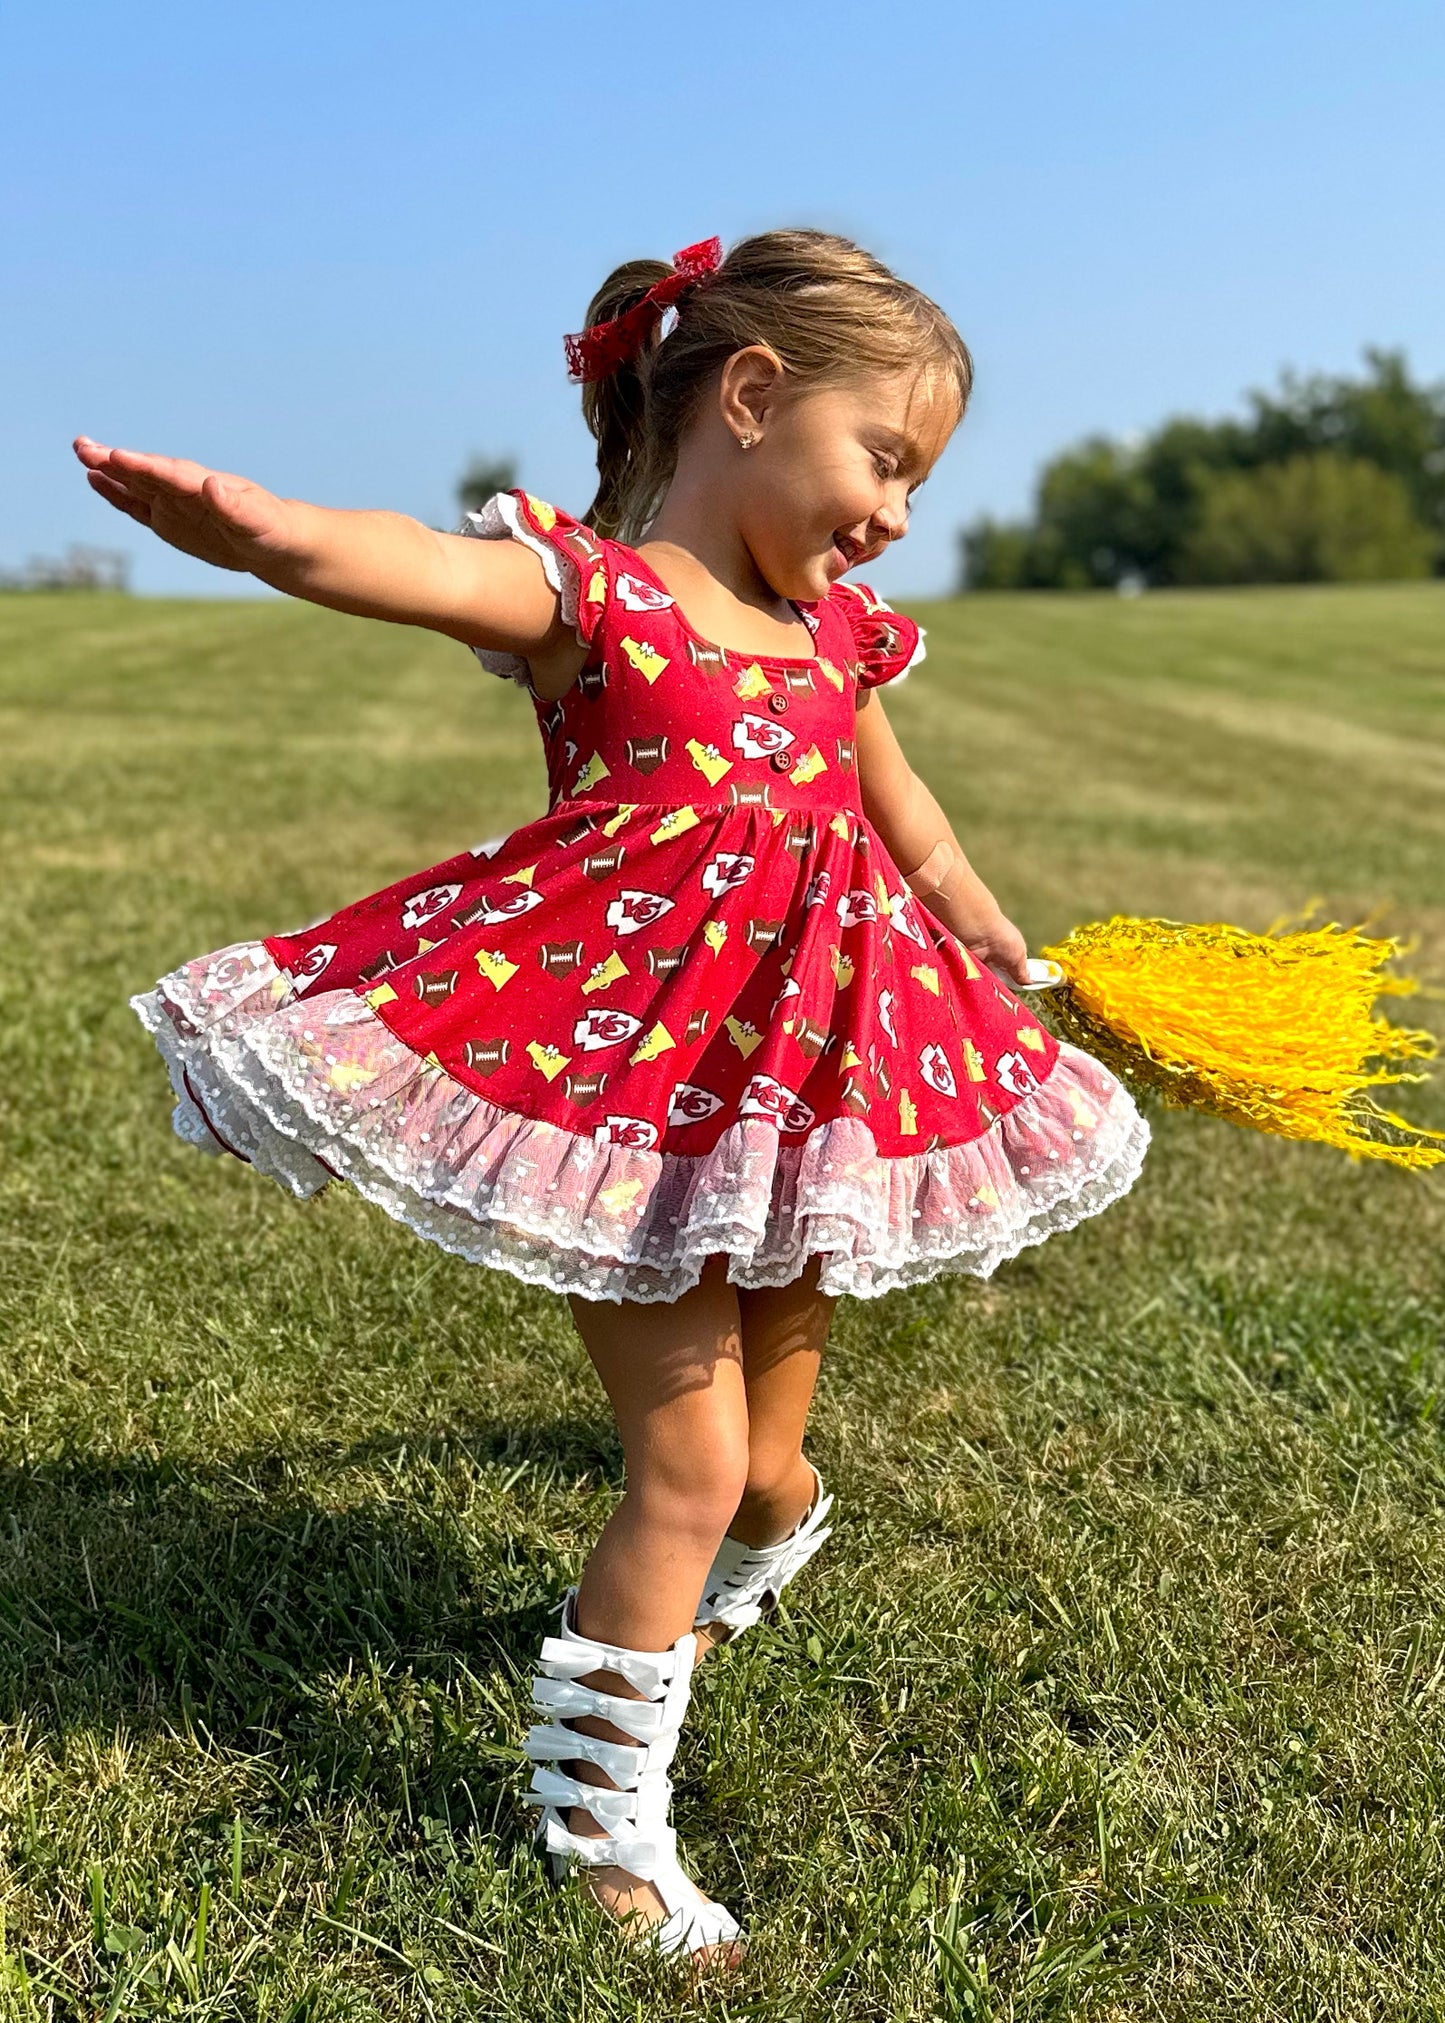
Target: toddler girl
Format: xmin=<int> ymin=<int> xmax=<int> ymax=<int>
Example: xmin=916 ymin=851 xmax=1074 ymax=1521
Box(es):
xmin=75 ymin=228 xmax=1149 ymax=1971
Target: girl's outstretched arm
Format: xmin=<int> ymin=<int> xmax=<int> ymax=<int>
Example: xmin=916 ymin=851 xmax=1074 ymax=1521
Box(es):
xmin=855 ymin=685 xmax=1030 ymax=986
xmin=71 ymin=438 xmax=568 ymax=660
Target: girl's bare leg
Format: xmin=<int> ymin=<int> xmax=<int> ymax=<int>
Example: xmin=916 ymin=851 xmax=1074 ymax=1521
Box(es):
xmin=559 ymin=1252 xmax=749 ymax=1963
xmin=732 ymin=1252 xmax=839 ymax=1542
xmin=694 ymin=1254 xmax=840 ymax=1655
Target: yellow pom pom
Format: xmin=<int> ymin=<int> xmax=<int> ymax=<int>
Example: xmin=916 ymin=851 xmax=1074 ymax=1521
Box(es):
xmin=1037 ymin=913 xmax=1444 ymax=1170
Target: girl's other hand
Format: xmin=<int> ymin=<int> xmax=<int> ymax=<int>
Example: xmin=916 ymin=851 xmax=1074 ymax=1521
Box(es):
xmin=73 ymin=438 xmax=298 ymax=574
xmin=960 ymin=909 xmax=1031 ymax=990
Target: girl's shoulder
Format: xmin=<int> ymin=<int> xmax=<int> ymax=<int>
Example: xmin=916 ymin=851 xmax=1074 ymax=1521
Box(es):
xmin=458 ymin=489 xmax=708 ymax=679
xmin=457 ymin=489 xmax=620 ymax=688
xmin=459 ymin=490 xmax=762 ymax=684
xmin=455 ymin=489 xmax=603 ymax=679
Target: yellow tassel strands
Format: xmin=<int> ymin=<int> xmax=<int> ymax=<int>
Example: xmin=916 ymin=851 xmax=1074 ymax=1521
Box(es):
xmin=1034 ymin=914 xmax=1445 ymax=1170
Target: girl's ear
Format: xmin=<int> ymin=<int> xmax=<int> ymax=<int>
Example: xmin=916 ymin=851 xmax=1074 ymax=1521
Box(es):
xmin=717 ymin=343 xmax=787 ymax=444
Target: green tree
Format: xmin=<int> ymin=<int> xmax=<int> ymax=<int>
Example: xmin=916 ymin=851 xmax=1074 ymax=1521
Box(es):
xmin=456 ymin=454 xmax=519 ymax=518
xmin=1178 ymin=453 xmax=1434 ymax=585
xmin=1133 ymin=415 xmax=1256 ymax=580
xmin=958 ymin=349 xmax=1445 ymax=591
xmin=1032 ymin=436 xmax=1159 ymax=587
xmin=959 ymin=517 xmax=1064 ymax=590
xmin=1246 ymin=348 xmax=1445 ymax=546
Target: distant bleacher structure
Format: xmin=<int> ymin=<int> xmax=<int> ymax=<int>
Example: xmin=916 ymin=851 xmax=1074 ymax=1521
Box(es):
xmin=0 ymin=544 xmax=132 ymax=593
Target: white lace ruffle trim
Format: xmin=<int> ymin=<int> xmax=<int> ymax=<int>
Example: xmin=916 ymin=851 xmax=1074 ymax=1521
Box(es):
xmin=130 ymin=940 xmax=1150 ymax=1306
xmin=457 ymin=492 xmax=586 ymax=690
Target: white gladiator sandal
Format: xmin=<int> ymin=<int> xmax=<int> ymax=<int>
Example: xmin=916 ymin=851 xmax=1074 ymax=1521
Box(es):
xmin=694 ymin=1464 xmax=835 ymax=1645
xmin=522 ymin=1591 xmax=743 ymax=1963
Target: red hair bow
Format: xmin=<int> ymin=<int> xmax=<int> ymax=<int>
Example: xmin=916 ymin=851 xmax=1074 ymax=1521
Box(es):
xmin=564 ymin=236 xmax=723 ymax=384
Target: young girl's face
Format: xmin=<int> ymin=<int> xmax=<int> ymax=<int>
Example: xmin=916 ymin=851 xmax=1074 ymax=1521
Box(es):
xmin=740 ymin=363 xmax=960 ymax=603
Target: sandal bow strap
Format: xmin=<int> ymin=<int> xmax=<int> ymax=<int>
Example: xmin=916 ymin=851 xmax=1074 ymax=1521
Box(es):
xmin=536 ymin=1810 xmax=680 ymax=1879
xmin=695 ymin=1467 xmax=835 ymax=1634
xmin=524 ymin=1593 xmax=697 ymax=1836
xmin=525 ymin=1589 xmax=741 ymax=1960
xmin=523 ymin=1724 xmax=655 ymax=1787
xmin=526 ymin=1764 xmax=675 ymax=1837
xmin=531 ymin=1675 xmax=674 ymax=1739
xmin=537 ymin=1625 xmax=690 ymax=1701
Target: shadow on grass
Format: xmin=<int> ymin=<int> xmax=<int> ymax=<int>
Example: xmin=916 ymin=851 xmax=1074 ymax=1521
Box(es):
xmin=0 ymin=1414 xmax=624 ymax=1837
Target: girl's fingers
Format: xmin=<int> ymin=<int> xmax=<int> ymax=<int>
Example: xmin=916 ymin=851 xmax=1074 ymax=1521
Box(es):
xmin=75 ymin=439 xmax=227 ymax=507
xmin=87 ymin=470 xmax=154 ymax=525
xmin=76 ymin=436 xmax=286 ymax=562
xmin=104 ymin=446 xmax=218 ymax=503
xmin=74 ymin=442 xmax=278 ymax=547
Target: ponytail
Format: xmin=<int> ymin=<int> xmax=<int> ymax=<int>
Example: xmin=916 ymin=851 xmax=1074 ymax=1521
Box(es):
xmin=577 ymin=259 xmax=672 ymax=540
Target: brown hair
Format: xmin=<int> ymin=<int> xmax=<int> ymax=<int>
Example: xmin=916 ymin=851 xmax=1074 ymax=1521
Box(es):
xmin=577 ymin=228 xmax=973 ymax=541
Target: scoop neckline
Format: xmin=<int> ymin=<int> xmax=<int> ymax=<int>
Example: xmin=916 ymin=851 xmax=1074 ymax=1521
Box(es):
xmin=619 ymin=542 xmax=827 ymax=668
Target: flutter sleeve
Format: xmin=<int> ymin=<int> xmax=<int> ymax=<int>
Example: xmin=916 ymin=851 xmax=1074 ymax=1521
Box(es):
xmin=834 ymin=579 xmax=928 ymax=690
xmin=456 ymin=489 xmax=611 ymax=688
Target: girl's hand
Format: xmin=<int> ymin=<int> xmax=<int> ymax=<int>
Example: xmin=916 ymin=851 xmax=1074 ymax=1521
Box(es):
xmin=958 ymin=908 xmax=1031 ymax=989
xmin=73 ymin=438 xmax=300 ymax=574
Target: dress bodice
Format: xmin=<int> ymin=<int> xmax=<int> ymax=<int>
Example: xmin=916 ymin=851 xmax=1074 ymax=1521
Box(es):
xmin=461 ymin=490 xmax=927 ymax=819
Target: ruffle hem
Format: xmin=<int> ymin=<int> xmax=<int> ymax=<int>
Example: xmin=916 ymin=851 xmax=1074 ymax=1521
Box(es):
xmin=130 ymin=939 xmax=1150 ymax=1305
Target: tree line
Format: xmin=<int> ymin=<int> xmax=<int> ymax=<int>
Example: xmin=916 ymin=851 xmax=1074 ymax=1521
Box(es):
xmin=960 ymin=348 xmax=1445 ymax=591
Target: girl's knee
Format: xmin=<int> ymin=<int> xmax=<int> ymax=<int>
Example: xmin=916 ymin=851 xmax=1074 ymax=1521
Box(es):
xmin=631 ymin=1430 xmax=750 ymax=1543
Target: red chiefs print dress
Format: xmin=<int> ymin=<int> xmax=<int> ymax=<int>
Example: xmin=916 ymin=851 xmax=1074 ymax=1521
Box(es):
xmin=130 ymin=489 xmax=1149 ymax=1303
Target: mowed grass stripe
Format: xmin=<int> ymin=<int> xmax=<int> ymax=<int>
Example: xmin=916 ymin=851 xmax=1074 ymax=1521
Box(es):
xmin=0 ymin=584 xmax=1441 ymax=2019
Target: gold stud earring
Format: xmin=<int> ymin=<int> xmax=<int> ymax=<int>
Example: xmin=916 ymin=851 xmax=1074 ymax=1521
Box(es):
xmin=738 ymin=430 xmax=757 ymax=450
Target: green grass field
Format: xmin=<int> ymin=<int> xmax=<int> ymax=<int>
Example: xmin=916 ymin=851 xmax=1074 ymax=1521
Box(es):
xmin=1 ymin=581 xmax=1443 ymax=2020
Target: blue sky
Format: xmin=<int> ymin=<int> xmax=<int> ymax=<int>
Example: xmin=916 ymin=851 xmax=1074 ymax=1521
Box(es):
xmin=5 ymin=1 xmax=1442 ymax=601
